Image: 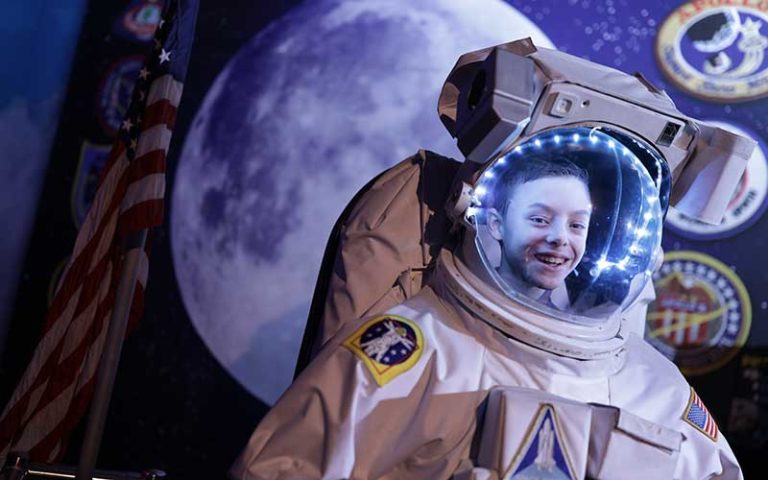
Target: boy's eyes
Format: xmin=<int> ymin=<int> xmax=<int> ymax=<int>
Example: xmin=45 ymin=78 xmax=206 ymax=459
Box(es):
xmin=527 ymin=216 xmax=589 ymax=231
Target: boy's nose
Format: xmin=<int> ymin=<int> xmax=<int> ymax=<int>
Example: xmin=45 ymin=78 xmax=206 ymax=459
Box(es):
xmin=546 ymin=221 xmax=568 ymax=246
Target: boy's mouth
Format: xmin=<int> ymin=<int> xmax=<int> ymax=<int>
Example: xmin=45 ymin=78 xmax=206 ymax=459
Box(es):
xmin=534 ymin=253 xmax=569 ymax=267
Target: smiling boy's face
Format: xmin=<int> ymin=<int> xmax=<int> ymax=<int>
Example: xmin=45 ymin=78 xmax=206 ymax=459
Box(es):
xmin=488 ymin=175 xmax=592 ymax=294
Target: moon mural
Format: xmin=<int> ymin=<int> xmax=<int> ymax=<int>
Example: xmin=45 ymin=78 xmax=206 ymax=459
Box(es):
xmin=171 ymin=0 xmax=553 ymax=403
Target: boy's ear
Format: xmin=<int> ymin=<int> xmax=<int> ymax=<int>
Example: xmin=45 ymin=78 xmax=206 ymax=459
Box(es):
xmin=487 ymin=208 xmax=504 ymax=241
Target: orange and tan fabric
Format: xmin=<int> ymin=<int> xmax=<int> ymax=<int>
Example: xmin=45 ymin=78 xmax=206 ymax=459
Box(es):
xmin=307 ymin=150 xmax=461 ymax=360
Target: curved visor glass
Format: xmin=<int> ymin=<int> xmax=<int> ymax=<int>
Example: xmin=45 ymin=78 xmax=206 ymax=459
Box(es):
xmin=469 ymin=126 xmax=665 ymax=322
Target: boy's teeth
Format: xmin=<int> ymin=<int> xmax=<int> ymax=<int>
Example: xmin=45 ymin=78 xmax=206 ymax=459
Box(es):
xmin=537 ymin=255 xmax=564 ymax=265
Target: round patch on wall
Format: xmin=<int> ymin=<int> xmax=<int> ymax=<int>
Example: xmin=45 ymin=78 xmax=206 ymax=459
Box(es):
xmin=656 ymin=2 xmax=768 ymax=102
xmin=96 ymin=56 xmax=144 ymax=137
xmin=645 ymin=250 xmax=752 ymax=375
xmin=113 ymin=0 xmax=164 ymax=43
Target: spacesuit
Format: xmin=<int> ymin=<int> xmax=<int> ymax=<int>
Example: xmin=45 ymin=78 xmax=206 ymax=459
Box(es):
xmin=230 ymin=256 xmax=741 ymax=479
xmin=232 ymin=39 xmax=755 ymax=479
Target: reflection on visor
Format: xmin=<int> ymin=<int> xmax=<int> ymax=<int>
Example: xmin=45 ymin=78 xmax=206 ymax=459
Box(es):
xmin=469 ymin=127 xmax=665 ymax=322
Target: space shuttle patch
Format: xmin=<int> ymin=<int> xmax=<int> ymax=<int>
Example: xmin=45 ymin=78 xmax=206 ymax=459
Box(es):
xmin=343 ymin=315 xmax=423 ymax=387
xmin=506 ymin=404 xmax=577 ymax=480
xmin=682 ymin=387 xmax=719 ymax=442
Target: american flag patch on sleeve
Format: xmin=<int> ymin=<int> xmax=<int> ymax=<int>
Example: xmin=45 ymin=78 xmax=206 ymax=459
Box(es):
xmin=682 ymin=387 xmax=719 ymax=442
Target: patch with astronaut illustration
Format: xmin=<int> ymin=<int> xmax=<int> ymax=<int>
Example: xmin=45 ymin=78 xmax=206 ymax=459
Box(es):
xmin=645 ymin=251 xmax=752 ymax=375
xmin=343 ymin=315 xmax=423 ymax=386
xmin=505 ymin=405 xmax=577 ymax=480
xmin=656 ymin=2 xmax=768 ymax=102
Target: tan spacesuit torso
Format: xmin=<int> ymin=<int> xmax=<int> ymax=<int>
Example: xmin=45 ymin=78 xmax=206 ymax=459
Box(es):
xmin=232 ymin=36 xmax=757 ymax=479
xmin=231 ymin=256 xmax=741 ymax=480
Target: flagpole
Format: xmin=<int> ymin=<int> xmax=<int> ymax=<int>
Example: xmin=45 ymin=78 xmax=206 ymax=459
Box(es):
xmin=75 ymin=229 xmax=148 ymax=480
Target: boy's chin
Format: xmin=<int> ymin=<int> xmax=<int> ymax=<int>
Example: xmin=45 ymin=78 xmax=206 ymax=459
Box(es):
xmin=530 ymin=277 xmax=564 ymax=291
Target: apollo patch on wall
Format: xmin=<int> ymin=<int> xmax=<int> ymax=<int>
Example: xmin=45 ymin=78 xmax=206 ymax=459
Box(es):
xmin=646 ymin=251 xmax=752 ymax=375
xmin=656 ymin=2 xmax=768 ymax=102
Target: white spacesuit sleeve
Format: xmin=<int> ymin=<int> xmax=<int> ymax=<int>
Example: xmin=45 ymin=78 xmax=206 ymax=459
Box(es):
xmin=667 ymin=384 xmax=743 ymax=480
xmin=674 ymin=422 xmax=743 ymax=480
xmin=229 ymin=340 xmax=366 ymax=480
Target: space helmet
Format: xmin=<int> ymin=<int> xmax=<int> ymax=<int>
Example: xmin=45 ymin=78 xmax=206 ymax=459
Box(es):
xmin=436 ymin=39 xmax=756 ymax=359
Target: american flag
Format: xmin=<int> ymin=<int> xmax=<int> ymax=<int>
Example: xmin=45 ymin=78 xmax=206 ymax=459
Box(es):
xmin=683 ymin=387 xmax=719 ymax=442
xmin=0 ymin=0 xmax=198 ymax=463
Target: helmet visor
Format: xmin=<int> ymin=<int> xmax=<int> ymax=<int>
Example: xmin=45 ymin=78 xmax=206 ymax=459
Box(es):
xmin=469 ymin=126 xmax=665 ymax=322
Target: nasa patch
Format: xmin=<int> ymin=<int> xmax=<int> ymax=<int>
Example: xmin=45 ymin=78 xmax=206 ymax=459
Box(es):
xmin=665 ymin=122 xmax=768 ymax=240
xmin=505 ymin=405 xmax=577 ymax=480
xmin=97 ymin=56 xmax=144 ymax=137
xmin=656 ymin=2 xmax=768 ymax=102
xmin=683 ymin=387 xmax=720 ymax=442
xmin=343 ymin=315 xmax=423 ymax=386
xmin=71 ymin=141 xmax=111 ymax=227
xmin=113 ymin=0 xmax=164 ymax=43
xmin=646 ymin=251 xmax=752 ymax=375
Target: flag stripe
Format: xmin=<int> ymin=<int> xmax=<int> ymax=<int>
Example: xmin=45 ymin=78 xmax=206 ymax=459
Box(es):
xmin=39 ymin=266 xmax=116 ymax=402
xmin=47 ymin=147 xmax=163 ymax=330
xmin=0 ymin=230 xmax=119 ymax=446
xmin=142 ymin=99 xmax=178 ymax=131
xmin=17 ymin=382 xmax=78 ymax=451
xmin=3 ymin=168 xmax=157 ymax=456
xmin=119 ymin=200 xmax=165 ymax=234
xmin=147 ymin=74 xmax=183 ymax=106
xmin=87 ymin=210 xmax=120 ymax=274
xmin=0 ymin=287 xmax=81 ymax=417
xmin=1 ymin=219 xmax=118 ymax=446
xmin=70 ymin=154 xmax=129 ymax=261
xmin=65 ymin=84 xmax=174 ymax=264
xmin=0 ymin=0 xmax=197 ymax=462
xmin=128 ymin=149 xmax=167 ymax=181
xmin=45 ymin=163 xmax=129 ymax=329
xmin=27 ymin=315 xmax=109 ymax=461
xmin=121 ymin=173 xmax=165 ymax=214
xmin=136 ymin=124 xmax=172 ymax=159
xmin=71 ymin=242 xmax=115 ymax=321
xmin=2 ymin=273 xmax=116 ymax=454
xmin=60 ymin=261 xmax=114 ymax=360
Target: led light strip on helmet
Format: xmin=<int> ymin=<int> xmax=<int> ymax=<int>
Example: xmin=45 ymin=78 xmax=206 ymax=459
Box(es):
xmin=468 ymin=128 xmax=662 ymax=279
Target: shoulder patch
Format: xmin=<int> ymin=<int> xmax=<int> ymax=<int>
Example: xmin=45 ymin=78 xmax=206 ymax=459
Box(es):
xmin=342 ymin=314 xmax=424 ymax=386
xmin=682 ymin=387 xmax=719 ymax=442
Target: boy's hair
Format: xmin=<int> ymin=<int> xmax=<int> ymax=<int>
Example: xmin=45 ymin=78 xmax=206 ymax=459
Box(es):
xmin=492 ymin=153 xmax=590 ymax=213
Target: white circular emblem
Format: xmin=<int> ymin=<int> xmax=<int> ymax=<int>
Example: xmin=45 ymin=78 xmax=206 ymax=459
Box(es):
xmin=665 ymin=121 xmax=768 ymax=239
xmin=656 ymin=3 xmax=768 ymax=102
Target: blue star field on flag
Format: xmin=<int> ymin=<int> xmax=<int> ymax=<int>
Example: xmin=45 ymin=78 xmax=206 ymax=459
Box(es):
xmin=120 ymin=0 xmax=195 ymax=162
